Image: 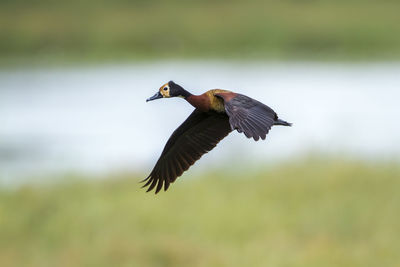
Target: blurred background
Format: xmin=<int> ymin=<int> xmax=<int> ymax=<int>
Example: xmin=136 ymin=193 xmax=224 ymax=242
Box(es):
xmin=1 ymin=0 xmax=400 ymax=266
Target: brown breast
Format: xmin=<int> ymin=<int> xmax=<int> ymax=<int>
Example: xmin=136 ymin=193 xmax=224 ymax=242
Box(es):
xmin=186 ymin=93 xmax=211 ymax=112
xmin=186 ymin=89 xmax=235 ymax=113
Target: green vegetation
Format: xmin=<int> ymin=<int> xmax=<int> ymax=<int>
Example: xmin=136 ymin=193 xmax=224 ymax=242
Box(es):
xmin=1 ymin=0 xmax=400 ymax=64
xmin=1 ymin=159 xmax=399 ymax=266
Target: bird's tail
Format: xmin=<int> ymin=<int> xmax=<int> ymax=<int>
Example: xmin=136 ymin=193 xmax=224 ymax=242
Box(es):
xmin=274 ymin=118 xmax=292 ymax=127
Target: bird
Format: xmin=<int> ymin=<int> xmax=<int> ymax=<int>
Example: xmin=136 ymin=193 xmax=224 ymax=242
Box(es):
xmin=143 ymin=81 xmax=292 ymax=193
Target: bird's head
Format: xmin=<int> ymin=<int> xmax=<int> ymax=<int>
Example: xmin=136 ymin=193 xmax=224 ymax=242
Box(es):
xmin=146 ymin=81 xmax=188 ymax=102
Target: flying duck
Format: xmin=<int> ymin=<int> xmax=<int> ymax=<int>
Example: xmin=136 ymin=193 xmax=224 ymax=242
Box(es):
xmin=143 ymin=81 xmax=291 ymax=193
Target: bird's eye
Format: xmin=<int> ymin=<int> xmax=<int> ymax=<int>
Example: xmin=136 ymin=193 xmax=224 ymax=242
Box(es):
xmin=163 ymin=87 xmax=168 ymax=91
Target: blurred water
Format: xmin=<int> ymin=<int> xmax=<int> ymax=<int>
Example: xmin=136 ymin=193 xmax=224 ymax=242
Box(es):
xmin=1 ymin=61 xmax=400 ymax=183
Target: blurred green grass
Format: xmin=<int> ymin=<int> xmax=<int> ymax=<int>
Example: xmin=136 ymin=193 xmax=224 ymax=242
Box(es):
xmin=1 ymin=0 xmax=400 ymax=64
xmin=1 ymin=159 xmax=399 ymax=267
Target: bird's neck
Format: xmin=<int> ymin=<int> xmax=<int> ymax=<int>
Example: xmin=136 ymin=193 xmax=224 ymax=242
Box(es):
xmin=185 ymin=93 xmax=210 ymax=112
xmin=180 ymin=88 xmax=192 ymax=99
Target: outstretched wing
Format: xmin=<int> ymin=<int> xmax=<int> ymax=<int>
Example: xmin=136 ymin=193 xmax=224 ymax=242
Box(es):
xmin=142 ymin=109 xmax=232 ymax=193
xmin=216 ymin=93 xmax=278 ymax=141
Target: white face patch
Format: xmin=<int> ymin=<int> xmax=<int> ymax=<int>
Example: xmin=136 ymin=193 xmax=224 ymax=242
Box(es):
xmin=159 ymin=83 xmax=170 ymax=98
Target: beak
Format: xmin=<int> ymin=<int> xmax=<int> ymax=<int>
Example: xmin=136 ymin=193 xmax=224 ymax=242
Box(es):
xmin=146 ymin=91 xmax=163 ymax=102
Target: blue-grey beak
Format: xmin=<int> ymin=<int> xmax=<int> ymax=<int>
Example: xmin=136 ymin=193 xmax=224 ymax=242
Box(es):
xmin=146 ymin=91 xmax=163 ymax=102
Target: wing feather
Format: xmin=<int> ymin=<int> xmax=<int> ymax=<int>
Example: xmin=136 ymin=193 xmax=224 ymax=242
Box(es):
xmin=143 ymin=109 xmax=232 ymax=193
xmin=216 ymin=93 xmax=278 ymax=141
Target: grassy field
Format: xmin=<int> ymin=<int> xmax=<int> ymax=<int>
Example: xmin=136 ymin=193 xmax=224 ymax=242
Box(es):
xmin=1 ymin=0 xmax=400 ymax=64
xmin=0 ymin=159 xmax=399 ymax=267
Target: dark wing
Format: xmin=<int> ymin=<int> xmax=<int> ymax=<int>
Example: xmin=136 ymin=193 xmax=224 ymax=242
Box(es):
xmin=142 ymin=109 xmax=232 ymax=193
xmin=216 ymin=93 xmax=278 ymax=141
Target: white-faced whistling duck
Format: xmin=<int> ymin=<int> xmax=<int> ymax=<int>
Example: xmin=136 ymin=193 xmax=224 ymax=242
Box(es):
xmin=143 ymin=81 xmax=292 ymax=193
